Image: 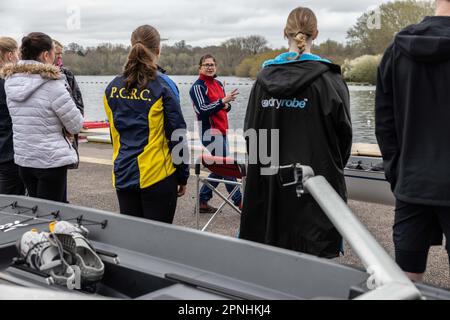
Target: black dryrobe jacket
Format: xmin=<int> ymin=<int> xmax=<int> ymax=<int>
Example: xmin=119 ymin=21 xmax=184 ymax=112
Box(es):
xmin=240 ymin=53 xmax=352 ymax=258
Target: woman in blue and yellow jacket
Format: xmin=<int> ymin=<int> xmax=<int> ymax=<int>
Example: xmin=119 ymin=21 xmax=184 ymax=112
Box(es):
xmin=104 ymin=25 xmax=189 ymax=223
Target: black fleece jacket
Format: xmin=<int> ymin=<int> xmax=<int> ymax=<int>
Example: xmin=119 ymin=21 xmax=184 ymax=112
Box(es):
xmin=376 ymin=16 xmax=450 ymax=206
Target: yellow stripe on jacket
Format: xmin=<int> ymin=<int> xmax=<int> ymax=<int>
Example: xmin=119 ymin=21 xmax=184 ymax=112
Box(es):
xmin=137 ymin=97 xmax=176 ymax=189
xmin=103 ymin=94 xmax=121 ymax=188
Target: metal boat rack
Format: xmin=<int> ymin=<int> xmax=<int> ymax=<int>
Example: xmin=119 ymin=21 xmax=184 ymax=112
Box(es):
xmin=276 ymin=163 xmax=421 ymax=300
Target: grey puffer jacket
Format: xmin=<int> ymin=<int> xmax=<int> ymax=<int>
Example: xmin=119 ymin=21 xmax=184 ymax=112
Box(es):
xmin=0 ymin=61 xmax=83 ymax=169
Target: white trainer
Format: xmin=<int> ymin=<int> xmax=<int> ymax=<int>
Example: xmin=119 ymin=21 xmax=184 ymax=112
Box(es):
xmin=17 ymin=229 xmax=80 ymax=289
xmin=17 ymin=230 xmax=60 ymax=271
xmin=52 ymin=221 xmax=104 ymax=284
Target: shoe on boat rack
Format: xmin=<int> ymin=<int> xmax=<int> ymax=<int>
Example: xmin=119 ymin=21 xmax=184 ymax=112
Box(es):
xmin=17 ymin=230 xmax=60 ymax=271
xmin=16 ymin=229 xmax=82 ymax=290
xmin=51 ymin=221 xmax=104 ymax=285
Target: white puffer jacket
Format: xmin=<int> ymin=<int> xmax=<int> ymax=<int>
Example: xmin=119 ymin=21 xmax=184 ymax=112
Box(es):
xmin=0 ymin=61 xmax=83 ymax=169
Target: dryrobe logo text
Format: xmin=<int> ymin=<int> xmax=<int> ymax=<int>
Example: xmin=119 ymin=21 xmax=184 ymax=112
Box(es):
xmin=261 ymin=98 xmax=309 ymax=109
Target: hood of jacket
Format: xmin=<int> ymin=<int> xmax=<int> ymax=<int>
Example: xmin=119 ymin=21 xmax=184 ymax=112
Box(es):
xmin=0 ymin=60 xmax=61 ymax=102
xmin=395 ymin=16 xmax=450 ymax=63
xmin=258 ymin=52 xmax=341 ymax=97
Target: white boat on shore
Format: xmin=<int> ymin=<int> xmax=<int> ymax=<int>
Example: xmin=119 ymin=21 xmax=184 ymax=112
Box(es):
xmin=345 ymin=155 xmax=395 ymax=206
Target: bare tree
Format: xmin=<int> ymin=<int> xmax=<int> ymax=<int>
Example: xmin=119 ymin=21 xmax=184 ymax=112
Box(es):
xmin=242 ymin=35 xmax=268 ymax=55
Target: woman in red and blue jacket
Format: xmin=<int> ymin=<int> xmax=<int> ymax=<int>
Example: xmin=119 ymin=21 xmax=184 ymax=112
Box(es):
xmin=189 ymin=54 xmax=242 ymax=213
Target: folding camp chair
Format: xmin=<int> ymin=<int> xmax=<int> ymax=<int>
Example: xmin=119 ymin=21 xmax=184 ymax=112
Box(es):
xmin=194 ymin=154 xmax=246 ymax=231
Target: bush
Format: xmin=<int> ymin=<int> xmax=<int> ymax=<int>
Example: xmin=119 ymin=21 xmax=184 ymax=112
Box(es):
xmin=235 ymin=57 xmax=253 ymax=77
xmin=234 ymin=50 xmax=284 ymax=79
xmin=343 ymin=55 xmax=381 ymax=85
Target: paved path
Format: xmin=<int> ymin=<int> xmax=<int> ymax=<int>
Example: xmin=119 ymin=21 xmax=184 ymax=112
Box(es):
xmin=68 ymin=142 xmax=450 ymax=290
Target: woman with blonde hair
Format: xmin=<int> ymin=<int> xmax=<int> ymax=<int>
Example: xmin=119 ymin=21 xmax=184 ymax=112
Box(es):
xmin=104 ymin=25 xmax=189 ymax=223
xmin=0 ymin=37 xmax=25 ymax=195
xmin=240 ymin=7 xmax=352 ymax=258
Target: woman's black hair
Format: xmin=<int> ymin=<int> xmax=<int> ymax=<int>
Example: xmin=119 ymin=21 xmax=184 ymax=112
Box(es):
xmin=21 ymin=32 xmax=53 ymax=61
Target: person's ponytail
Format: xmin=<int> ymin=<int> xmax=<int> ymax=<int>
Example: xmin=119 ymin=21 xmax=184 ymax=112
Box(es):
xmin=123 ymin=25 xmax=161 ymax=91
xmin=123 ymin=42 xmax=157 ymax=91
xmin=293 ymin=32 xmax=308 ymax=55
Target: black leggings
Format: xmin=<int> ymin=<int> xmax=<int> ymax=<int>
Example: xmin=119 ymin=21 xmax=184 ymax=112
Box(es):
xmin=18 ymin=166 xmax=67 ymax=202
xmin=0 ymin=161 xmax=25 ymax=195
xmin=116 ymin=174 xmax=178 ymax=224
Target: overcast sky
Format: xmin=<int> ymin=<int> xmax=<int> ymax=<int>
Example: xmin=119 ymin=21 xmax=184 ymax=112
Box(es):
xmin=0 ymin=0 xmax=423 ymax=48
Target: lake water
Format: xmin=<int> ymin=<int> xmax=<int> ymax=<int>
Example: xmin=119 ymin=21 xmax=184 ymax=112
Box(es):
xmin=77 ymin=75 xmax=377 ymax=144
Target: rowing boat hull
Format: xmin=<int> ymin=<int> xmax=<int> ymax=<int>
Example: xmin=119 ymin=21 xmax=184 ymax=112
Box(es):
xmin=345 ymin=156 xmax=395 ymax=206
xmin=1 ymin=195 xmax=449 ymax=300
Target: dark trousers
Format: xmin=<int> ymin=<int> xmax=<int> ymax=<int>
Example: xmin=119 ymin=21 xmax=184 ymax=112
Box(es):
xmin=116 ymin=174 xmax=178 ymax=224
xmin=0 ymin=161 xmax=25 ymax=195
xmin=63 ymin=134 xmax=80 ymax=203
xmin=18 ymin=166 xmax=67 ymax=202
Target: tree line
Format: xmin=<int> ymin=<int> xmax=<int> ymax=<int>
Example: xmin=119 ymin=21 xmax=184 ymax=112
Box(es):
xmin=62 ymin=35 xmax=269 ymax=76
xmin=63 ymin=0 xmax=434 ymax=84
